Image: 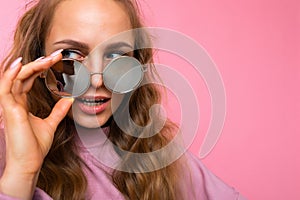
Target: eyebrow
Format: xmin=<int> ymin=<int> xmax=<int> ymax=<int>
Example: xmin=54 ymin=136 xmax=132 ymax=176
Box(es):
xmin=53 ymin=40 xmax=134 ymax=53
xmin=53 ymin=39 xmax=90 ymax=54
xmin=104 ymin=42 xmax=134 ymax=50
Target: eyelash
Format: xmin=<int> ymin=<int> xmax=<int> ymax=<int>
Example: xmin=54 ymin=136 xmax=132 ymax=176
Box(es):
xmin=104 ymin=50 xmax=127 ymax=60
xmin=62 ymin=49 xmax=131 ymax=62
xmin=62 ymin=49 xmax=85 ymax=60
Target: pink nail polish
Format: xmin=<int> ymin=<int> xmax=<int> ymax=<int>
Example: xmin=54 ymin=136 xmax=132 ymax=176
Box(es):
xmin=10 ymin=57 xmax=22 ymax=69
xmin=50 ymin=49 xmax=64 ymax=57
xmin=38 ymin=57 xmax=53 ymax=62
xmin=34 ymin=56 xmax=45 ymax=62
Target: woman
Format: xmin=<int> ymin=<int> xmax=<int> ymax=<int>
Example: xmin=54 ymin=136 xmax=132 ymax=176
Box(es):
xmin=0 ymin=0 xmax=243 ymax=199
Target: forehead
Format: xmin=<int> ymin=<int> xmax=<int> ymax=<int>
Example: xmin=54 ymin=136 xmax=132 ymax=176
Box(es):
xmin=46 ymin=0 xmax=133 ymax=51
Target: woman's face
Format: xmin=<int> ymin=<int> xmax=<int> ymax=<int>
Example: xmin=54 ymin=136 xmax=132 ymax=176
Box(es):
xmin=45 ymin=0 xmax=134 ymax=128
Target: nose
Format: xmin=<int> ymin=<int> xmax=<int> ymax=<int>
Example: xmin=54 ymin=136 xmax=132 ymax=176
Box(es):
xmin=84 ymin=55 xmax=105 ymax=89
xmin=90 ymin=73 xmax=104 ymax=89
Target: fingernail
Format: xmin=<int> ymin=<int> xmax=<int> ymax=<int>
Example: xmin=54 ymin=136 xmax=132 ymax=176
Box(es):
xmin=68 ymin=97 xmax=74 ymax=103
xmin=10 ymin=57 xmax=22 ymax=69
xmin=38 ymin=57 xmax=53 ymax=62
xmin=50 ymin=49 xmax=64 ymax=57
xmin=61 ymin=97 xmax=75 ymax=105
xmin=34 ymin=56 xmax=45 ymax=62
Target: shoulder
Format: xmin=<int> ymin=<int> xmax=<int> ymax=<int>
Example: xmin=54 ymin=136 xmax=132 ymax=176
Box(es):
xmin=179 ymin=151 xmax=245 ymax=200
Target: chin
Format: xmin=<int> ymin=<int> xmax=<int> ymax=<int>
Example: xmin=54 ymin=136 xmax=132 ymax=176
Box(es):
xmin=75 ymin=116 xmax=111 ymax=129
xmin=69 ymin=107 xmax=112 ymax=129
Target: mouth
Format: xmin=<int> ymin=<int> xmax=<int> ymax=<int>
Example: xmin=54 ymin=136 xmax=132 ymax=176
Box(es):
xmin=77 ymin=97 xmax=111 ymax=106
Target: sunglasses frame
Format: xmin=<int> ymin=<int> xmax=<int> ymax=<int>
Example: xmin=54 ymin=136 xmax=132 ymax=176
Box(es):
xmin=44 ymin=56 xmax=147 ymax=97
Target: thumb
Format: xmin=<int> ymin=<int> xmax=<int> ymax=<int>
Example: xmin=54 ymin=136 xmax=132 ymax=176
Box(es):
xmin=45 ymin=98 xmax=74 ymax=130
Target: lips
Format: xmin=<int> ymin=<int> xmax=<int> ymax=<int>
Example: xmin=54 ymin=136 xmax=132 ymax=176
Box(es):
xmin=76 ymin=96 xmax=111 ymax=115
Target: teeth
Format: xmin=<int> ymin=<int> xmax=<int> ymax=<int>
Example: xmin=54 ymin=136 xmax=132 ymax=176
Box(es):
xmin=83 ymin=102 xmax=103 ymax=106
xmin=82 ymin=98 xmax=105 ymax=102
xmin=80 ymin=98 xmax=108 ymax=106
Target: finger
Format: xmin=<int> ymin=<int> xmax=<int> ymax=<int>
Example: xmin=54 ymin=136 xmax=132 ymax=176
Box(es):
xmin=12 ymin=71 xmax=44 ymax=95
xmin=0 ymin=57 xmax=23 ymax=106
xmin=11 ymin=49 xmax=64 ymax=96
xmin=0 ymin=57 xmax=23 ymax=94
xmin=44 ymin=98 xmax=74 ymax=130
xmin=16 ymin=49 xmax=63 ymax=81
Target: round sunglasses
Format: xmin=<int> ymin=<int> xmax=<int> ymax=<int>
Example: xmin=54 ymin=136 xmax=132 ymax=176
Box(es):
xmin=45 ymin=56 xmax=147 ymax=97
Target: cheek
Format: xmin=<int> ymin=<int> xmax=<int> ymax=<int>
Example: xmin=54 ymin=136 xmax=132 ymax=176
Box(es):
xmin=69 ymin=104 xmax=112 ymax=128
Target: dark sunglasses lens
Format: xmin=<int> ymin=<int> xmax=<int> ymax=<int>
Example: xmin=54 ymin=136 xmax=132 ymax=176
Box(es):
xmin=45 ymin=60 xmax=90 ymax=97
xmin=104 ymin=57 xmax=144 ymax=93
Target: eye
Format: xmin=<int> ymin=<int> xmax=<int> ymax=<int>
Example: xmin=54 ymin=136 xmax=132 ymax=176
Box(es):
xmin=104 ymin=50 xmax=126 ymax=60
xmin=62 ymin=49 xmax=85 ymax=61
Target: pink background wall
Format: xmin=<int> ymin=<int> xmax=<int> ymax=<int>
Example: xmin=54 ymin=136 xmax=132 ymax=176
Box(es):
xmin=1 ymin=0 xmax=299 ymax=199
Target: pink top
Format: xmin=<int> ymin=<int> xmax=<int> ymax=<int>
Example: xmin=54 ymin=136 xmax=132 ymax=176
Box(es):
xmin=0 ymin=128 xmax=246 ymax=200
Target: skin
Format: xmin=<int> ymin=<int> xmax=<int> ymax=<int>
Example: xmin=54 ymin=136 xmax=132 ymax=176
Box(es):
xmin=0 ymin=0 xmax=134 ymax=198
xmin=45 ymin=0 xmax=134 ymax=128
xmin=0 ymin=53 xmax=70 ymax=199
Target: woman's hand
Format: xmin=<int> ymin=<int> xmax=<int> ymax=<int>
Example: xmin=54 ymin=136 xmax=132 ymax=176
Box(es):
xmin=0 ymin=50 xmax=73 ymax=199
